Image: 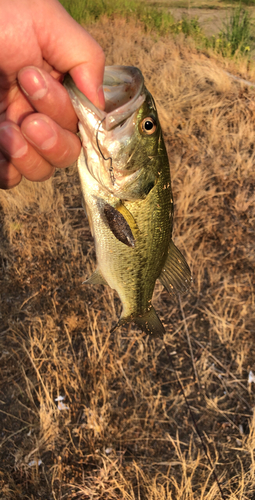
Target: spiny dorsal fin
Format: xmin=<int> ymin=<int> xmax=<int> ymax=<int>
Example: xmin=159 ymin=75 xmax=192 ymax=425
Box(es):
xmin=159 ymin=240 xmax=191 ymax=295
xmin=111 ymin=306 xmax=165 ymax=338
xmin=104 ymin=203 xmax=138 ymax=248
xmin=83 ymin=268 xmax=108 ymax=286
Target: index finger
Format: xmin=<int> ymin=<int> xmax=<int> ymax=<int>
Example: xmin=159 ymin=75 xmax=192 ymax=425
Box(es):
xmin=18 ymin=67 xmax=78 ymax=132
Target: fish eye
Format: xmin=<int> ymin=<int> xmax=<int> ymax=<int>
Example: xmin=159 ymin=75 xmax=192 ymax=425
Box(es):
xmin=140 ymin=116 xmax=157 ymax=135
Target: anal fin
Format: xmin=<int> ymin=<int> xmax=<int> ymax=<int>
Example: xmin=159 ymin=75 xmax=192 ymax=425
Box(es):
xmin=159 ymin=240 xmax=191 ymax=295
xmin=83 ymin=268 xmax=108 ymax=286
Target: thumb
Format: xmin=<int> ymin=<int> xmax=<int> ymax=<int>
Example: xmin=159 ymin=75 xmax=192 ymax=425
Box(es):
xmin=33 ymin=0 xmax=105 ymax=109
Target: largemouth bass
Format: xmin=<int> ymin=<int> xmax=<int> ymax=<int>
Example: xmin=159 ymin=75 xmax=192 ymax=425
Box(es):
xmin=64 ymin=66 xmax=191 ymax=336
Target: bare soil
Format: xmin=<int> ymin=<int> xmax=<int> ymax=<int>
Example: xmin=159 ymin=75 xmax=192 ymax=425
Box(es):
xmin=170 ymin=7 xmax=231 ymax=36
xmin=148 ymin=0 xmax=255 ymax=39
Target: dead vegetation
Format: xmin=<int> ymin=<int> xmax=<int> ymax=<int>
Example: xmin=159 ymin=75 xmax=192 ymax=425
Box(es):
xmin=0 ymin=19 xmax=255 ymax=499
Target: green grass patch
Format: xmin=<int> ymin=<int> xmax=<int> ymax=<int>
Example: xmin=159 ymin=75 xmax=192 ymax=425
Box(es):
xmin=59 ymin=0 xmax=176 ymax=33
xmin=221 ymin=0 xmax=255 ymax=5
xmin=60 ymin=0 xmax=254 ymax=59
xmin=211 ymin=5 xmax=254 ymax=56
xmin=174 ymin=16 xmax=204 ymax=36
xmin=60 ymin=0 xmax=208 ymax=40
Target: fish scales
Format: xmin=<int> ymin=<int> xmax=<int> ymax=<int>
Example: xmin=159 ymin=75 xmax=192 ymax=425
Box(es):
xmin=79 ymin=144 xmax=171 ymax=317
xmin=64 ymin=66 xmax=191 ymax=336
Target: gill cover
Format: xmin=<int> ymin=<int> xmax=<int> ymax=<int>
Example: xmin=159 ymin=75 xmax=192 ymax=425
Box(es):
xmin=64 ymin=67 xmax=160 ymax=201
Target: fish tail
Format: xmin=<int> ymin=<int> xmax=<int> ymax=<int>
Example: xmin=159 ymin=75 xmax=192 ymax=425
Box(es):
xmin=134 ymin=307 xmax=165 ymax=337
xmin=111 ymin=307 xmax=165 ymax=337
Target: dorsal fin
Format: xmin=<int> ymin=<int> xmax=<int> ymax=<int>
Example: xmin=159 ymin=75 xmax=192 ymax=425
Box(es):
xmin=159 ymin=240 xmax=191 ymax=295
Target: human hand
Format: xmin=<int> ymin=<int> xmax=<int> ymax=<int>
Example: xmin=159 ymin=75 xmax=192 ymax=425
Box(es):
xmin=0 ymin=0 xmax=105 ymax=189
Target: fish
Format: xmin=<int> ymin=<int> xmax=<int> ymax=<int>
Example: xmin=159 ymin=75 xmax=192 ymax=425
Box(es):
xmin=64 ymin=66 xmax=191 ymax=336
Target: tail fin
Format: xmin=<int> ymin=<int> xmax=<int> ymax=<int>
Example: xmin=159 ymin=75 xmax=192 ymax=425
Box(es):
xmin=134 ymin=307 xmax=165 ymax=337
xmin=111 ymin=306 xmax=165 ymax=337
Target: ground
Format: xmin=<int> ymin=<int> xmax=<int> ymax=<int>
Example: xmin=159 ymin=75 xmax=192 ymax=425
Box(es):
xmin=0 ymin=16 xmax=255 ymax=500
xmin=148 ymin=0 xmax=255 ymax=41
xmin=170 ymin=8 xmax=237 ymax=36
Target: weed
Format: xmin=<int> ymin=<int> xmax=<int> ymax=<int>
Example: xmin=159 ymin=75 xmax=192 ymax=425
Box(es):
xmin=60 ymin=0 xmax=176 ymax=34
xmin=59 ymin=0 xmax=255 ymax=60
xmin=212 ymin=5 xmax=253 ymax=56
xmin=59 ymin=0 xmax=210 ymax=39
xmin=222 ymin=0 xmax=255 ymax=5
xmin=175 ymin=16 xmax=203 ymax=37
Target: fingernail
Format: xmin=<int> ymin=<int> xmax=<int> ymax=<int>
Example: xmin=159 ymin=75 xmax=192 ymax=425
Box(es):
xmin=19 ymin=67 xmax=48 ymax=100
xmin=97 ymin=85 xmax=105 ymax=110
xmin=0 ymin=124 xmax=28 ymax=158
xmin=23 ymin=118 xmax=57 ymax=150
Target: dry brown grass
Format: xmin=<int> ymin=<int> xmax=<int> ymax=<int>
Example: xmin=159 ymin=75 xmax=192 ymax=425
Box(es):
xmin=1 ymin=19 xmax=255 ymax=500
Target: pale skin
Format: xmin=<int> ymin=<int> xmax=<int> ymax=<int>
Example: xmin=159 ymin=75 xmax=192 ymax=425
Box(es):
xmin=0 ymin=0 xmax=105 ymax=189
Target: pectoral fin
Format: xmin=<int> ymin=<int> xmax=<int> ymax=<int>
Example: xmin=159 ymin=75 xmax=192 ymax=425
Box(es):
xmin=159 ymin=240 xmax=191 ymax=295
xmin=83 ymin=268 xmax=108 ymax=286
xmin=111 ymin=306 xmax=165 ymax=337
xmin=104 ymin=203 xmax=138 ymax=248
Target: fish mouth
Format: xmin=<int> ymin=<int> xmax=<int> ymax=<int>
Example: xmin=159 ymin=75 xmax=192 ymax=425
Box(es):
xmin=64 ymin=66 xmax=148 ymax=198
xmin=102 ymin=66 xmax=145 ymax=130
xmin=64 ymin=66 xmax=145 ymax=131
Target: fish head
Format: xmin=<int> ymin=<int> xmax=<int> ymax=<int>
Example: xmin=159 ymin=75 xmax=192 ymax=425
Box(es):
xmin=64 ymin=66 xmax=164 ymax=200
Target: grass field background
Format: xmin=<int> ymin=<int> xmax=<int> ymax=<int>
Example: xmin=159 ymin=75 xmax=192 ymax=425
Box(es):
xmin=60 ymin=0 xmax=255 ymax=57
xmin=0 ymin=5 xmax=255 ymax=500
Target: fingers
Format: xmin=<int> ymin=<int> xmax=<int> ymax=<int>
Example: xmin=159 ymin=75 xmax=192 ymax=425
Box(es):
xmin=0 ymin=115 xmax=81 ymax=187
xmin=4 ymin=86 xmax=35 ymax=125
xmin=0 ymin=0 xmax=106 ymax=189
xmin=70 ymin=61 xmax=105 ymax=111
xmin=0 ymin=151 xmax=21 ymax=189
xmin=32 ymin=0 xmax=105 ymax=109
xmin=21 ymin=113 xmax=81 ymax=166
xmin=18 ymin=67 xmax=78 ymax=132
xmin=0 ymin=68 xmax=81 ymax=188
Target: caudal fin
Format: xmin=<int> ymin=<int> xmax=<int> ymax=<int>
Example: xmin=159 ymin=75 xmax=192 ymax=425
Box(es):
xmin=134 ymin=307 xmax=165 ymax=337
xmin=111 ymin=306 xmax=165 ymax=337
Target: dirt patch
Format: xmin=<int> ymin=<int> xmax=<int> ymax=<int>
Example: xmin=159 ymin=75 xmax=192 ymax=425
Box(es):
xmin=170 ymin=7 xmax=230 ymax=36
xmin=146 ymin=2 xmax=255 ymax=38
